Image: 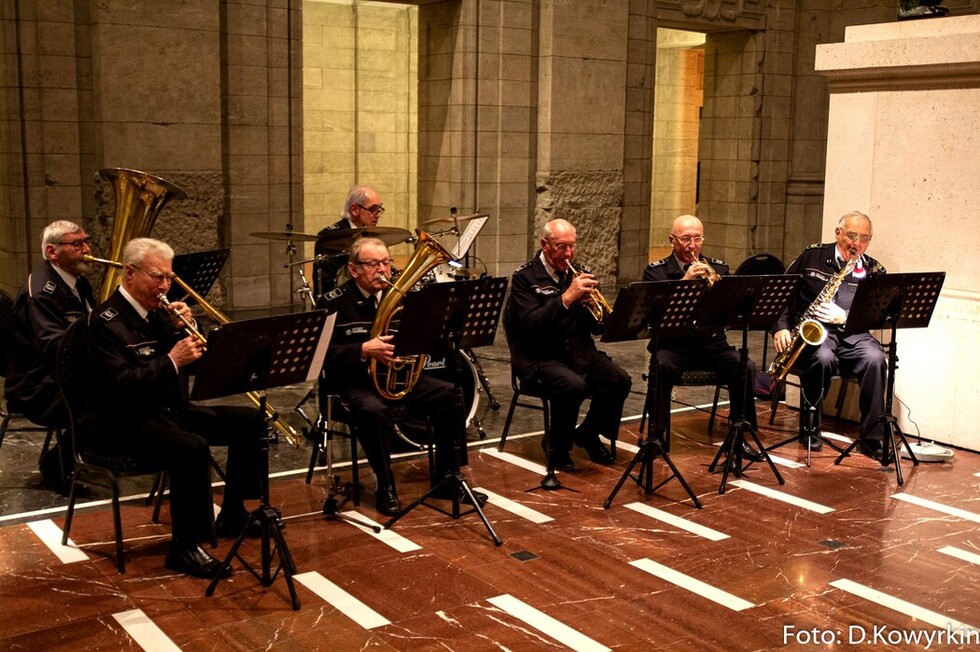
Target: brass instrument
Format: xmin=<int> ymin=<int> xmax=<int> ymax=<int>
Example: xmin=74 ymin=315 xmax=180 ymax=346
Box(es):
xmin=565 ymin=261 xmax=612 ymax=324
xmin=370 ymin=230 xmax=455 ymax=400
xmin=157 ymin=293 xmax=208 ymax=347
xmin=767 ymin=252 xmax=859 ymax=382
xmin=82 ymin=256 xmax=304 ymax=448
xmin=95 ymin=168 xmax=186 ymax=302
xmin=693 ymin=256 xmax=722 ymax=286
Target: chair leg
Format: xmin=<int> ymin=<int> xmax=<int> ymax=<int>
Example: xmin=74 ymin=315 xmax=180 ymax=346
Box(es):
xmin=61 ymin=469 xmax=82 ymax=545
xmin=0 ymin=411 xmax=11 ymax=449
xmin=152 ymin=472 xmax=168 ymax=524
xmin=110 ymin=473 xmax=126 ymax=574
xmin=835 ymin=377 xmax=851 ymax=422
xmin=349 ymin=435 xmax=360 ymax=506
xmin=707 ymin=385 xmax=722 ymax=434
xmin=306 ymin=441 xmax=320 ymax=485
xmin=497 ymin=393 xmax=520 ymax=451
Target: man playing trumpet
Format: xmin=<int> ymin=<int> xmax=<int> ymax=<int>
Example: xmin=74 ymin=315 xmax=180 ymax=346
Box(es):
xmin=504 ymin=218 xmax=631 ymax=470
xmin=642 ymin=214 xmax=762 ymax=460
xmin=85 ymin=238 xmax=264 ymax=578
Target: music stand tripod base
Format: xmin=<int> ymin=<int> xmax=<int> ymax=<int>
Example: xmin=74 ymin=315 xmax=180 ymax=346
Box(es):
xmin=604 ymin=434 xmax=702 ymax=509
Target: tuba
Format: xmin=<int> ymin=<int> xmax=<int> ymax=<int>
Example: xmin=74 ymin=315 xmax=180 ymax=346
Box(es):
xmin=370 ymin=231 xmax=455 ymax=400
xmin=96 ymin=168 xmax=186 ymax=302
xmin=565 ymin=260 xmax=613 ymax=324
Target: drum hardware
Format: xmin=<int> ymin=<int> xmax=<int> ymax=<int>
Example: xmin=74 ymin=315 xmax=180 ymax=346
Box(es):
xmin=249 ymin=230 xmax=320 ymax=242
xmin=314 ymin=226 xmax=413 ymax=253
xmin=421 ymin=212 xmax=490 ymax=226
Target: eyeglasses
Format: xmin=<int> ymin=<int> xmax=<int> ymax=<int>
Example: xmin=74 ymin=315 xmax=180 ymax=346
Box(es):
xmin=547 ymin=241 xmax=576 ymax=252
xmin=134 ymin=266 xmax=175 ymax=285
xmin=356 ymin=204 xmax=385 ymax=216
xmin=671 ymin=235 xmax=705 ymax=245
xmin=842 ymin=231 xmax=872 ymax=244
xmin=57 ymin=237 xmax=92 ymax=249
xmin=355 ymin=258 xmax=392 ymax=270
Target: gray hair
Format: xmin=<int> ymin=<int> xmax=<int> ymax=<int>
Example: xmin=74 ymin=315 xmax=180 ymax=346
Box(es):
xmin=349 ymin=236 xmax=387 ymax=264
xmin=838 ymin=211 xmax=872 ymax=230
xmin=341 ymin=185 xmax=377 ymax=221
xmin=540 ymin=218 xmax=575 ymax=241
xmin=40 ymin=220 xmax=83 ymax=257
xmin=122 ymin=238 xmax=174 ymax=266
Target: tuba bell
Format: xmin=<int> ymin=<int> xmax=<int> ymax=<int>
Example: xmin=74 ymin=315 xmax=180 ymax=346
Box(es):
xmin=96 ymin=168 xmax=186 ymax=301
xmin=370 ymin=231 xmax=455 ymax=400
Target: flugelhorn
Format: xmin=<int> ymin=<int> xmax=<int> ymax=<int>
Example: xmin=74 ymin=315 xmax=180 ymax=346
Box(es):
xmin=693 ymin=256 xmax=721 ymax=286
xmin=83 ymin=254 xmax=304 ymax=448
xmin=565 ymin=260 xmax=612 ymax=324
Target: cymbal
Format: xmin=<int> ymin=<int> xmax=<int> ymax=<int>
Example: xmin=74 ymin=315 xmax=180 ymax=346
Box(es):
xmin=315 ymin=226 xmax=414 ymax=252
xmin=421 ymin=212 xmax=491 ymax=226
xmin=249 ymin=230 xmax=320 ymax=242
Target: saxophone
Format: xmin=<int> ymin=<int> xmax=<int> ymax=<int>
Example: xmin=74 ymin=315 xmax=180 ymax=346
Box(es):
xmin=767 ymin=252 xmax=859 ymax=382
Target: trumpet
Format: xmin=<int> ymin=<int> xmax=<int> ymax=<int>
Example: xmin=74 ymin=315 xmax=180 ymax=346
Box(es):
xmin=565 ymin=260 xmax=613 ymax=324
xmin=158 ymin=293 xmax=208 ymax=348
xmin=82 ymin=254 xmax=304 ymax=448
xmin=692 ymin=256 xmax=721 ymax=286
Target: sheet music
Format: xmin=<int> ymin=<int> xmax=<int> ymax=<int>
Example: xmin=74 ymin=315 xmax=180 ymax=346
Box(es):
xmin=308 ymin=312 xmax=336 ymax=382
xmin=434 ymin=215 xmax=490 ymax=282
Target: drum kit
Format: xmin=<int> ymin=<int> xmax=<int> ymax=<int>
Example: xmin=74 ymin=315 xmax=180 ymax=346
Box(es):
xmin=249 ymin=210 xmax=500 ymax=444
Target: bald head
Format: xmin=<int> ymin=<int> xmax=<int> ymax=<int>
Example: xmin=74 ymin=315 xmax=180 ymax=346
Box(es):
xmin=540 ymin=219 xmax=577 ymax=271
xmin=668 ymin=214 xmax=705 ymax=264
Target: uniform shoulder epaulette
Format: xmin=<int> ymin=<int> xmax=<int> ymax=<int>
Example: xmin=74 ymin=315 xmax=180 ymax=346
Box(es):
xmin=99 ymin=307 xmax=118 ymax=321
xmin=646 ymin=258 xmax=667 ymax=268
xmin=805 ymin=242 xmax=822 ymax=250
xmin=708 ymin=257 xmax=726 ymax=266
xmin=42 ymin=280 xmax=57 ymax=294
xmin=872 ymin=262 xmax=886 ymax=274
xmin=514 ymin=260 xmax=533 ymax=273
xmin=323 ymin=287 xmax=344 ymax=302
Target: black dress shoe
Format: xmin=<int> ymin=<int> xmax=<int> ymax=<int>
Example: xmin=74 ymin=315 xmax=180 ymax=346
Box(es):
xmin=741 ymin=441 xmax=764 ymax=462
xmin=857 ymin=438 xmax=892 ymax=465
xmin=579 ymin=439 xmax=616 ymax=465
xmin=797 ymin=434 xmax=824 ymax=452
xmin=215 ymin=508 xmax=262 ymax=538
xmin=375 ymin=485 xmax=402 ymax=516
xmin=165 ymin=544 xmax=231 ymax=579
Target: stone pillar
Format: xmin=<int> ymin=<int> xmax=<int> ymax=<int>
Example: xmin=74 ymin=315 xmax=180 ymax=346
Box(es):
xmin=816 ymin=15 xmax=980 ymax=452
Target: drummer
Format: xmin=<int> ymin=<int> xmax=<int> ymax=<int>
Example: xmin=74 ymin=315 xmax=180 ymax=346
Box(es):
xmin=314 ymin=185 xmax=385 ymax=296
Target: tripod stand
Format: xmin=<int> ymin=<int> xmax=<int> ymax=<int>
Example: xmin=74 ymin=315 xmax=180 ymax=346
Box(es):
xmin=192 ymin=310 xmax=334 ymax=609
xmin=382 ymin=278 xmax=507 ymax=546
xmin=602 ymin=280 xmax=706 ymax=509
xmin=833 ymin=271 xmax=945 ymax=485
xmin=702 ymin=274 xmax=796 ymax=493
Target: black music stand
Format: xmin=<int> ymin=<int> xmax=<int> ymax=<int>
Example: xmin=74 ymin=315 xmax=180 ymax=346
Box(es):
xmin=833 ymin=272 xmax=945 ymax=484
xmin=701 ymin=275 xmax=796 ymax=493
xmin=196 ymin=310 xmax=333 ymax=610
xmin=383 ymin=277 xmax=507 ymax=546
xmin=603 ymin=279 xmax=707 ymax=509
xmin=167 ymin=248 xmax=230 ymax=305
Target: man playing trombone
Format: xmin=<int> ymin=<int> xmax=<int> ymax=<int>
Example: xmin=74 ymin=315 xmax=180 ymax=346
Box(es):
xmin=504 ymin=218 xmax=630 ymax=470
xmin=642 ymin=214 xmax=762 ymax=460
xmin=84 ymin=237 xmax=264 ymax=578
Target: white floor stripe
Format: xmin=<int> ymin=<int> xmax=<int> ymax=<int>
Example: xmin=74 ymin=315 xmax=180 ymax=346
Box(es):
xmin=27 ymin=519 xmax=89 ymax=564
xmin=294 ymin=571 xmax=391 ymax=629
xmin=472 ymin=487 xmax=553 ymax=524
xmin=830 ymin=578 xmax=976 ymax=631
xmin=623 ymin=503 xmax=728 ymax=541
xmin=974 ymin=472 xmax=980 ymax=478
xmin=113 ymin=608 xmax=182 ymax=652
xmin=821 ymin=431 xmax=854 ymax=444
xmin=629 ymin=558 xmax=755 ymax=611
xmin=728 ymin=479 xmax=834 ymax=514
xmin=891 ymin=493 xmax=980 ymax=524
xmin=938 ymin=546 xmax=980 ymax=566
xmin=481 ymin=448 xmax=549 ymax=475
xmin=601 ymin=436 xmax=639 ymax=455
xmin=339 ymin=512 xmax=422 ymax=552
xmin=487 ymin=593 xmax=611 ymax=652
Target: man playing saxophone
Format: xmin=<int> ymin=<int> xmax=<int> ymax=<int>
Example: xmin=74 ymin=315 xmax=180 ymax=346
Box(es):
xmin=504 ymin=218 xmax=630 ymax=471
xmin=317 ymin=237 xmax=482 ymax=516
xmin=773 ymin=211 xmax=887 ymax=458
xmin=85 ymin=238 xmax=265 ymax=578
xmin=643 ymin=214 xmax=762 ymax=461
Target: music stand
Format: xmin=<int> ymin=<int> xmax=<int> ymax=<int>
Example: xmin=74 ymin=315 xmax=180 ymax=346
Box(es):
xmin=383 ymin=277 xmax=507 ymax=546
xmin=833 ymin=271 xmax=946 ymax=485
xmin=699 ymin=275 xmax=796 ymax=493
xmin=167 ymin=248 xmax=230 ymax=305
xmin=195 ymin=310 xmax=334 ymax=610
xmin=603 ymin=279 xmax=707 ymax=510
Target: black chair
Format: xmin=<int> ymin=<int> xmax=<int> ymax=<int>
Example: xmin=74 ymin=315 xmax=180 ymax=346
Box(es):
xmin=0 ymin=288 xmax=65 ymax=483
xmin=305 ymin=393 xmax=361 ymax=507
xmin=57 ymin=319 xmax=168 ymax=573
xmin=497 ymin=371 xmax=551 ymax=453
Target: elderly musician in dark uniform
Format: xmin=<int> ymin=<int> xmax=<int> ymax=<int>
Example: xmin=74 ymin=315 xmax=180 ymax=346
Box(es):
xmin=5 ymin=220 xmax=96 ymax=490
xmin=313 ymin=185 xmax=385 ymax=296
xmin=504 ymin=218 xmax=630 ymax=471
xmin=773 ymin=211 xmax=887 ymax=458
xmin=85 ymin=238 xmax=264 ymax=578
xmin=642 ymin=214 xmax=761 ymax=460
xmin=318 ymin=236 xmax=480 ymax=516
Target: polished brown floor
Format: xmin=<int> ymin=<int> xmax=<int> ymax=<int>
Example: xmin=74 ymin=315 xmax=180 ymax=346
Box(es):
xmin=2 ymin=337 xmax=979 ymax=650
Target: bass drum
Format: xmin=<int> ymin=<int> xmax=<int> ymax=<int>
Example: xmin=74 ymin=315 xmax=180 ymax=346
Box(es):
xmin=391 ymin=350 xmax=479 ymax=450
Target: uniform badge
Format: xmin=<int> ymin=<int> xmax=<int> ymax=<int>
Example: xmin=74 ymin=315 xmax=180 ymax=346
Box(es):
xmin=100 ymin=308 xmax=118 ymax=321
xmin=42 ymin=281 xmax=57 ymax=294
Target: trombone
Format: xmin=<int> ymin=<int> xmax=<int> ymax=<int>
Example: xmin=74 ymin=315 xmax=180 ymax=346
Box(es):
xmin=83 ymin=254 xmax=304 ymax=448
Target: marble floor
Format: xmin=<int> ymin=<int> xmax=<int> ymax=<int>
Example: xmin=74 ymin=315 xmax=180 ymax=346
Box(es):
xmin=1 ymin=336 xmax=979 ymax=651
